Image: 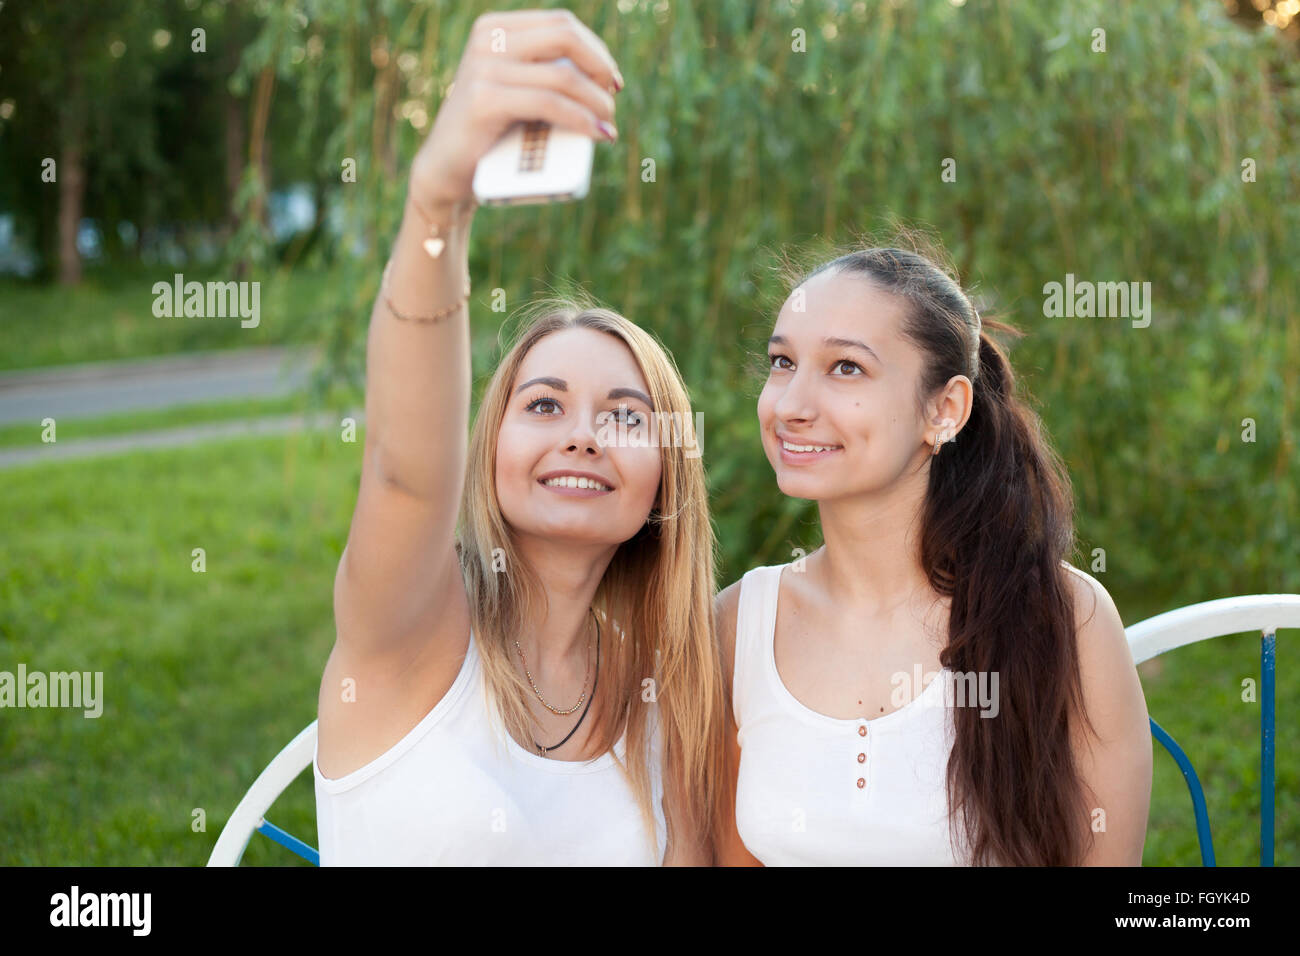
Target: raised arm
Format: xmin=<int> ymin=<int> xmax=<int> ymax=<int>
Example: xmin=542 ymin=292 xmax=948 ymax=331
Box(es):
xmin=333 ymin=8 xmax=625 ymax=669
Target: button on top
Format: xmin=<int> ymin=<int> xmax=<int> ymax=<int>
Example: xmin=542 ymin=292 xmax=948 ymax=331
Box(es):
xmin=856 ymin=777 xmax=865 ymax=788
xmin=858 ymin=725 xmax=867 ymax=737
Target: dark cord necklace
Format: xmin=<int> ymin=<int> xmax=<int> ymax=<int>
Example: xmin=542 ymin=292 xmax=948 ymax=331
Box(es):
xmin=532 ymin=615 xmax=601 ymax=758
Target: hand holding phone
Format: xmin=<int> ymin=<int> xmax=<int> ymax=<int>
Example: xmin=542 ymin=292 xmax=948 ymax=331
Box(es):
xmin=472 ymin=57 xmax=601 ymax=206
xmin=408 ymin=10 xmax=623 ymax=212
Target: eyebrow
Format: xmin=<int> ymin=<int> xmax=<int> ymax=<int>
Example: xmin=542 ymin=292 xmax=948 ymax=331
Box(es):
xmin=513 ymin=376 xmax=654 ymax=408
xmin=768 ymin=334 xmax=883 ymax=364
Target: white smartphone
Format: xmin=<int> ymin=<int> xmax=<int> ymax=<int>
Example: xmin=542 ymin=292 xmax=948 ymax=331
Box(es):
xmin=472 ymin=57 xmax=597 ymax=206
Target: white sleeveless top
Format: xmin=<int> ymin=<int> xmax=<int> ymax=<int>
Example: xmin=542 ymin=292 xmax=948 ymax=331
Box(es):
xmin=732 ymin=564 xmax=968 ymax=866
xmin=314 ymin=631 xmax=668 ymax=865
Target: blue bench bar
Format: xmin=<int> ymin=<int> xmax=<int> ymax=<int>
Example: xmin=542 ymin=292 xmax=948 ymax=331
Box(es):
xmin=1149 ymin=627 xmax=1277 ymax=867
xmin=256 ymin=818 xmax=320 ymax=866
xmin=1261 ymin=629 xmax=1275 ymax=867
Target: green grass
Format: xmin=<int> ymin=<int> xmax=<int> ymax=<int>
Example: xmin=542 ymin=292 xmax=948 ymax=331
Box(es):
xmin=0 ymin=428 xmax=1293 ymax=865
xmin=0 ymin=428 xmax=361 ymax=865
xmin=0 ymin=264 xmax=347 ymax=372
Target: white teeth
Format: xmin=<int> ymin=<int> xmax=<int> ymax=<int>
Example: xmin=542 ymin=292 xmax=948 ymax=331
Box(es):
xmin=543 ymin=475 xmax=611 ymax=491
xmin=782 ymin=441 xmax=838 ymax=453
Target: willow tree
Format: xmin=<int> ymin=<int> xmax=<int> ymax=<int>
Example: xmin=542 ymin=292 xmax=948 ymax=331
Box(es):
xmin=237 ymin=0 xmax=1298 ymax=610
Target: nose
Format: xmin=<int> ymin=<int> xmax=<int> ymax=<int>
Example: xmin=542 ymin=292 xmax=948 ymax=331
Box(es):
xmin=563 ymin=410 xmax=605 ymax=455
xmin=772 ymin=368 xmax=818 ymax=424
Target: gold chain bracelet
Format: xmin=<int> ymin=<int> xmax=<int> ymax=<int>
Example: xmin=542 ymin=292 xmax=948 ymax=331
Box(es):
xmin=380 ymin=260 xmax=470 ymax=324
xmin=380 ymin=195 xmax=475 ymax=324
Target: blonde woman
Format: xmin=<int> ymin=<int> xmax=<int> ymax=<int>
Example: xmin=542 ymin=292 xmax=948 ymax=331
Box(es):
xmin=313 ymin=9 xmax=724 ymax=865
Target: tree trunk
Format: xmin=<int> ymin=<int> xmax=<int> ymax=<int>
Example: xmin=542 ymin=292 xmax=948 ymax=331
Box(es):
xmin=57 ymin=72 xmax=87 ymax=286
xmin=247 ymin=63 xmax=276 ymax=227
xmin=224 ymin=86 xmax=246 ymax=236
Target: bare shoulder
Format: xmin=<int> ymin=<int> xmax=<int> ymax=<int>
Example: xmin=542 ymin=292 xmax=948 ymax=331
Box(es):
xmin=1061 ymin=562 xmax=1126 ymax=654
xmin=713 ymin=578 xmax=744 ymax=693
xmin=316 ymin=579 xmax=472 ymax=780
xmin=1060 ymin=561 xmax=1148 ymax=742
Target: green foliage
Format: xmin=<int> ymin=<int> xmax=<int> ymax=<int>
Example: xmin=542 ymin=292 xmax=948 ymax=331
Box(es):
xmin=1 ymin=0 xmax=1296 ymax=864
xmin=9 ymin=0 xmax=1290 ymax=607
xmin=231 ymin=0 xmax=1298 ymax=611
xmin=0 ymin=0 xmax=263 ymax=268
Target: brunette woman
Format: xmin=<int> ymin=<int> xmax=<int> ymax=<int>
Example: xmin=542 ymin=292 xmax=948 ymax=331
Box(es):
xmin=716 ymin=240 xmax=1152 ymax=865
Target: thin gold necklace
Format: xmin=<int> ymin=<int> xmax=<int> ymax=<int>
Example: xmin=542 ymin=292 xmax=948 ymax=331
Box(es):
xmin=532 ymin=623 xmax=600 ymax=758
xmin=514 ymin=607 xmax=596 ymax=715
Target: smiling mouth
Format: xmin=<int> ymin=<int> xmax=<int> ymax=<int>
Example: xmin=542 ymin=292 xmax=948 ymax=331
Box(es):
xmin=780 ymin=439 xmax=841 ymax=453
xmin=538 ymin=475 xmax=614 ymax=493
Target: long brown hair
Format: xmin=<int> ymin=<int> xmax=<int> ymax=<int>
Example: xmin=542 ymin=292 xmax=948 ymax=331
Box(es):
xmin=779 ymin=229 xmax=1096 ymax=865
xmin=456 ymin=290 xmax=726 ymax=861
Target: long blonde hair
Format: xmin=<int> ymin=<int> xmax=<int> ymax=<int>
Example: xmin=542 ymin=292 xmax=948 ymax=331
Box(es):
xmin=455 ymin=291 xmax=725 ymax=860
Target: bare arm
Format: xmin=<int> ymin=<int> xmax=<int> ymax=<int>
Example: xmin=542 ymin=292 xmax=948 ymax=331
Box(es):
xmin=332 ymin=197 xmax=475 ymax=665
xmin=1065 ymin=564 xmax=1153 ymax=865
xmin=661 ymin=774 xmax=710 ymax=866
xmin=334 ymin=9 xmax=623 ymax=665
xmin=714 ymin=581 xmax=764 ymax=866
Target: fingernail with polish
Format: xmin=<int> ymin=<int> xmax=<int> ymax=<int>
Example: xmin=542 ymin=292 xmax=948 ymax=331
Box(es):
xmin=597 ymin=120 xmax=618 ymax=141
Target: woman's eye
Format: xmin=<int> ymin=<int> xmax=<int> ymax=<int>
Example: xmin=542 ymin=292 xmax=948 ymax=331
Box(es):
xmin=526 ymin=397 xmax=560 ymax=414
xmin=833 ymin=360 xmax=863 ymax=376
xmin=769 ymin=353 xmax=792 ymax=371
xmin=613 ymin=406 xmax=645 ymax=426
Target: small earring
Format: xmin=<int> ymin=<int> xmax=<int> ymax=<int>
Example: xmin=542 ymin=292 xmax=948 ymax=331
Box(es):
xmin=932 ymin=419 xmax=955 ymax=456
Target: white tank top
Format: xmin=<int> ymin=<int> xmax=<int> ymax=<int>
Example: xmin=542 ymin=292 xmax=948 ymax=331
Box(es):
xmin=314 ymin=631 xmax=668 ymax=865
xmin=732 ymin=563 xmax=968 ymax=865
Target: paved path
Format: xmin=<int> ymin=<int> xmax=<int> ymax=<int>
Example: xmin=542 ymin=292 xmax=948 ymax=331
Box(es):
xmin=0 ymin=346 xmax=321 ymax=426
xmin=0 ymin=345 xmax=364 ymax=470
xmin=0 ymin=409 xmax=365 ymax=470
